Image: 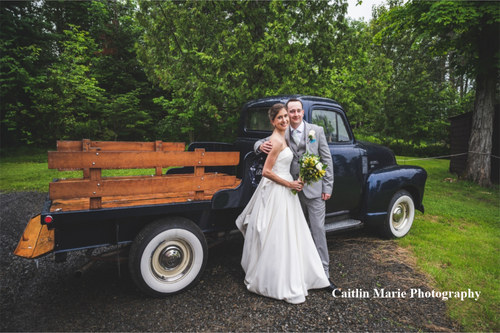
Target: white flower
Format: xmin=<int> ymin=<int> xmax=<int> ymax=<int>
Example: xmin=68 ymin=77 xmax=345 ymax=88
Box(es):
xmin=309 ymin=130 xmax=316 ymax=141
xmin=316 ymin=162 xmax=323 ymax=171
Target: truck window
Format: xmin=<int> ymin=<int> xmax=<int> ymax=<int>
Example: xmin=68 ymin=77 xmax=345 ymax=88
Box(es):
xmin=312 ymin=110 xmax=351 ymax=143
xmin=245 ymin=108 xmax=273 ymax=132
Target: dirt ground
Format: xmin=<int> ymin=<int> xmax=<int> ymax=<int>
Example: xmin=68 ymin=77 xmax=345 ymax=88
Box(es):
xmin=1 ymin=192 xmax=459 ymax=332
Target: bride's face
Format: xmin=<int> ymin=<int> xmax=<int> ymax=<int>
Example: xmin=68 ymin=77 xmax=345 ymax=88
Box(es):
xmin=272 ymin=108 xmax=289 ymax=131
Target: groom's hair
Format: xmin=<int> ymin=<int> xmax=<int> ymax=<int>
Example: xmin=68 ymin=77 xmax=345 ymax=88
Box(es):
xmin=285 ymin=98 xmax=303 ymax=110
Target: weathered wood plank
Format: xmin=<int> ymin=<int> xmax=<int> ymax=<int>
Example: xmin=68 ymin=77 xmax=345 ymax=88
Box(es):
xmin=57 ymin=140 xmax=185 ymax=152
xmin=48 ymin=151 xmax=239 ymax=170
xmin=49 ymin=174 xmax=237 ymax=199
xmin=54 ymin=172 xmax=223 ymax=182
xmin=49 ymin=180 xmax=241 ymax=212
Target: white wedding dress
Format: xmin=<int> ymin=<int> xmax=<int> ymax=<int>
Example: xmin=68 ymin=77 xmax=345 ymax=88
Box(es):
xmin=236 ymin=147 xmax=329 ymax=304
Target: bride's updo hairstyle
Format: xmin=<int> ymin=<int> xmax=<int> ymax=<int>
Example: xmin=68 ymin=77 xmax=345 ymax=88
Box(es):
xmin=268 ymin=103 xmax=286 ymax=122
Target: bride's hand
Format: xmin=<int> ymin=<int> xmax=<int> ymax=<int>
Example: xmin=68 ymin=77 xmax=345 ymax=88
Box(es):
xmin=289 ymin=180 xmax=304 ymax=192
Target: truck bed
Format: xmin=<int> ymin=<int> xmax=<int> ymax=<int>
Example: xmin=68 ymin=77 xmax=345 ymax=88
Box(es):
xmin=49 ymin=174 xmax=241 ymax=212
xmin=42 ymin=140 xmax=241 ymax=217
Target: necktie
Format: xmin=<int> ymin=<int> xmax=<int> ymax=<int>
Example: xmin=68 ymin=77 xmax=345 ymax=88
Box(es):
xmin=292 ymin=129 xmax=300 ymax=146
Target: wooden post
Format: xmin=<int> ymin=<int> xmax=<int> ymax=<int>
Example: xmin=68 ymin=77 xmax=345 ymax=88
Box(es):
xmin=82 ymin=139 xmax=90 ymax=179
xmin=194 ymin=148 xmax=205 ymax=201
xmin=89 ymin=160 xmax=102 ymax=209
xmin=155 ymin=140 xmax=163 ymax=176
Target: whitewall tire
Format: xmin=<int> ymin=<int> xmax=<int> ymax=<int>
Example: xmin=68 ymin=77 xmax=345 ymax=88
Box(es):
xmin=381 ymin=190 xmax=415 ymax=239
xmin=129 ymin=217 xmax=207 ymax=297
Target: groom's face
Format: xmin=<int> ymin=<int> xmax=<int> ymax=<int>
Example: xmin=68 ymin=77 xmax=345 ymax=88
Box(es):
xmin=287 ymin=101 xmax=304 ymax=129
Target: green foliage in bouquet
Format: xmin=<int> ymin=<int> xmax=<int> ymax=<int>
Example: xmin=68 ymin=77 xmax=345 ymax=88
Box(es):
xmin=292 ymin=151 xmax=327 ymax=195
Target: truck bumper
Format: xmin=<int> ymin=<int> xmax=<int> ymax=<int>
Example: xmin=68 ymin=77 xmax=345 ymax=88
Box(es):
xmin=14 ymin=215 xmax=55 ymax=259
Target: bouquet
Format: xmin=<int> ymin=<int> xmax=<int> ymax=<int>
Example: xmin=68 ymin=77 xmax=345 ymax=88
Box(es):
xmin=292 ymin=151 xmax=327 ymax=195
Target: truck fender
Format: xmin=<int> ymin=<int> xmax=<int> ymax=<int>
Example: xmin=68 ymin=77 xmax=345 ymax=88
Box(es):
xmin=362 ymin=165 xmax=427 ymax=226
xmin=211 ymin=152 xmax=264 ymax=210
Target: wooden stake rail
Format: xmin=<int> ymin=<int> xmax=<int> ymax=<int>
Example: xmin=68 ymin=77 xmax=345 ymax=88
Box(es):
xmin=49 ymin=181 xmax=241 ymax=212
xmin=49 ymin=140 xmax=240 ymax=211
xmin=50 ymin=173 xmax=237 ymax=199
xmin=57 ymin=140 xmax=185 ymax=152
xmin=48 ymin=151 xmax=239 ymax=170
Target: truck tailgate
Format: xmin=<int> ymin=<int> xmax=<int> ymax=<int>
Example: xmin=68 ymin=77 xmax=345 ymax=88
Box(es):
xmin=14 ymin=215 xmax=54 ymax=259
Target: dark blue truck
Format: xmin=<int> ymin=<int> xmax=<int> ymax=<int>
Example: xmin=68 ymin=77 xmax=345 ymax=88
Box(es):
xmin=15 ymin=95 xmax=427 ymax=297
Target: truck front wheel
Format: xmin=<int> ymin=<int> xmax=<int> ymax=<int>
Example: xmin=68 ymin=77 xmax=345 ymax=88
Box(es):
xmin=381 ymin=190 xmax=415 ymax=239
xmin=129 ymin=217 xmax=207 ymax=297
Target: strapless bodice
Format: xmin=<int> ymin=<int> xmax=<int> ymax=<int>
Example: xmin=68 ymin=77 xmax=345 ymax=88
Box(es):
xmin=272 ymin=147 xmax=293 ymax=178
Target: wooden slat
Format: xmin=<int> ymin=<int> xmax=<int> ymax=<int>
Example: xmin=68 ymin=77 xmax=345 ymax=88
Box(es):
xmin=57 ymin=140 xmax=185 ymax=152
xmin=14 ymin=215 xmax=55 ymax=259
xmin=48 ymin=151 xmax=239 ymax=170
xmin=53 ymin=172 xmax=223 ymax=183
xmin=49 ymin=174 xmax=237 ymax=200
xmin=49 ymin=181 xmax=242 ymax=212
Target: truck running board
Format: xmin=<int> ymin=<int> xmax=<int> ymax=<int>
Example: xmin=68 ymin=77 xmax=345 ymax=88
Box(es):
xmin=325 ymin=218 xmax=363 ymax=233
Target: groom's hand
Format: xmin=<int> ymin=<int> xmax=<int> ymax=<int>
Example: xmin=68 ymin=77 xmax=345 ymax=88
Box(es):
xmin=322 ymin=193 xmax=331 ymax=201
xmin=259 ymin=141 xmax=273 ymax=154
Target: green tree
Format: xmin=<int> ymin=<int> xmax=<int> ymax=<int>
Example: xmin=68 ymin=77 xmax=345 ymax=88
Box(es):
xmin=326 ymin=19 xmax=392 ymax=136
xmin=136 ymin=0 xmax=349 ymax=143
xmin=33 ymin=26 xmax=106 ymax=143
xmin=377 ymin=0 xmax=499 ymax=186
xmin=90 ymin=0 xmax=162 ymax=142
xmin=369 ymin=0 xmax=474 ymax=148
xmin=2 ymin=0 xmax=163 ymax=145
xmin=0 ymin=1 xmax=54 ymax=145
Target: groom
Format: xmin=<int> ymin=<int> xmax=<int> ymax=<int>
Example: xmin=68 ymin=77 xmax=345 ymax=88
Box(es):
xmin=254 ymin=98 xmax=337 ymax=292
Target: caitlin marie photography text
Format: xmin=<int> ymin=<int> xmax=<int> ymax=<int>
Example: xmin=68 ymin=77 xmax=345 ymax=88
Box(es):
xmin=332 ymin=288 xmax=481 ymax=301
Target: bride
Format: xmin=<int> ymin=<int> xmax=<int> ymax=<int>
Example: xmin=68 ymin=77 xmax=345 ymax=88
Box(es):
xmin=236 ymin=103 xmax=329 ymax=304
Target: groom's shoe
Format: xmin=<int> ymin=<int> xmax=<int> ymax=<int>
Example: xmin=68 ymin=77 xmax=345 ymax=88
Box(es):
xmin=327 ymin=279 xmax=342 ymax=296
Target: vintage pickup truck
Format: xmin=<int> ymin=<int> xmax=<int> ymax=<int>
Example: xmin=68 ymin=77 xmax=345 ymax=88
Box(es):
xmin=15 ymin=95 xmax=427 ymax=297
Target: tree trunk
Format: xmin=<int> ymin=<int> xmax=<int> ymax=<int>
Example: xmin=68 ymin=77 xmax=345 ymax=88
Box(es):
xmin=465 ymin=72 xmax=495 ymax=187
xmin=188 ymin=129 xmax=194 ymax=144
xmin=464 ymin=15 xmax=498 ymax=188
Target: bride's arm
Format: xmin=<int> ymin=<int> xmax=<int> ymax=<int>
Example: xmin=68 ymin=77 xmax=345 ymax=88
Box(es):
xmin=262 ymin=138 xmax=303 ymax=191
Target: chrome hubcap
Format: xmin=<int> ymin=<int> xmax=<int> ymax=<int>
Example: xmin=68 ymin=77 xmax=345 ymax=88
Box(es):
xmin=150 ymin=238 xmax=193 ymax=283
xmin=392 ymin=202 xmax=409 ymax=230
xmin=160 ymin=246 xmax=183 ymax=270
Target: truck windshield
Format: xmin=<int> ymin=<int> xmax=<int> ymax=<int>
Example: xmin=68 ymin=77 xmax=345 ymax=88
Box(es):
xmin=312 ymin=109 xmax=351 ymax=143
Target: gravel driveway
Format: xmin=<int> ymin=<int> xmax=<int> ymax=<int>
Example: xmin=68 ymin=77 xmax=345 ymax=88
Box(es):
xmin=1 ymin=192 xmax=458 ymax=332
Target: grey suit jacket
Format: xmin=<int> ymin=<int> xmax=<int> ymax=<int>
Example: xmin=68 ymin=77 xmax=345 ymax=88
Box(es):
xmin=254 ymin=121 xmax=334 ymax=199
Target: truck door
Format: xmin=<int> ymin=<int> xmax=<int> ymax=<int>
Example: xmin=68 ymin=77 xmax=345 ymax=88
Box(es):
xmin=310 ymin=108 xmax=364 ymax=214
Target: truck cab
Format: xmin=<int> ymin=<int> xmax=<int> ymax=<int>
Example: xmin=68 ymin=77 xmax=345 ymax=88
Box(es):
xmin=230 ymin=95 xmax=426 ymax=236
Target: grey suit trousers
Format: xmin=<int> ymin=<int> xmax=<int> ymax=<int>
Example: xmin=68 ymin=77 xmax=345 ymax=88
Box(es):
xmin=298 ymin=191 xmax=329 ymax=277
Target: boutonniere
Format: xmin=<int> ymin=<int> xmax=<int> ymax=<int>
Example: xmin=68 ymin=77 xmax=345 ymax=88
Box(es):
xmin=308 ymin=130 xmax=316 ymax=143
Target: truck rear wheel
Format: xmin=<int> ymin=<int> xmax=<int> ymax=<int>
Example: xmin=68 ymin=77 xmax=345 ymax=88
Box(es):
xmin=380 ymin=190 xmax=415 ymax=239
xmin=129 ymin=217 xmax=207 ymax=297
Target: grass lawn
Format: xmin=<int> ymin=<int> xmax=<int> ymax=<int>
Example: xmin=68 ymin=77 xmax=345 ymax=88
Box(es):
xmin=1 ymin=150 xmax=498 ymax=331
xmin=397 ymin=156 xmax=499 ymax=332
